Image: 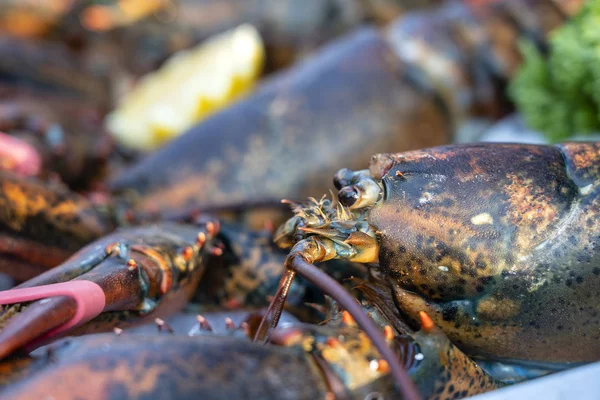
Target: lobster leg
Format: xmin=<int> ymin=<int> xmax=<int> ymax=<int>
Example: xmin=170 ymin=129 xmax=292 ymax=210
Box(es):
xmin=0 ymin=221 xmax=218 ymax=359
xmin=254 ymin=237 xmax=419 ymax=400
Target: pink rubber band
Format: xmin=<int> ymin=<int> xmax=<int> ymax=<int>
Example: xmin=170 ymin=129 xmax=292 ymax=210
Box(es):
xmin=0 ymin=131 xmax=42 ymax=176
xmin=0 ymin=281 xmax=105 ymax=343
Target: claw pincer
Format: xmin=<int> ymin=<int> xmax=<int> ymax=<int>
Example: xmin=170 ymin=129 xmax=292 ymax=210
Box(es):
xmin=0 ymin=221 xmax=218 ymax=358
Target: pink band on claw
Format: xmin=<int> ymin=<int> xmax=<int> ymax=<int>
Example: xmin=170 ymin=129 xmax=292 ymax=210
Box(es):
xmin=0 ymin=131 xmax=42 ymax=176
xmin=0 ymin=281 xmax=106 ymax=344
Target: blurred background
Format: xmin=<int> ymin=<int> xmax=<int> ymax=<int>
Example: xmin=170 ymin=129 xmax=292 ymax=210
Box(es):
xmin=0 ymin=0 xmax=590 ymax=206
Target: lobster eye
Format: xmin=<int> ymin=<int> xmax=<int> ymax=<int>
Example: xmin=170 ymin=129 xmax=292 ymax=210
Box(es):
xmin=338 ymin=186 xmax=360 ymax=207
xmin=333 ymin=168 xmax=354 ymax=190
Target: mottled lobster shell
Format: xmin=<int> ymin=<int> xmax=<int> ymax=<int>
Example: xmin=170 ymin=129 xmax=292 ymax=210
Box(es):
xmin=367 ymin=142 xmax=600 ymax=363
xmin=0 ymin=334 xmax=329 ymax=400
xmin=0 ymin=172 xmax=115 ymax=281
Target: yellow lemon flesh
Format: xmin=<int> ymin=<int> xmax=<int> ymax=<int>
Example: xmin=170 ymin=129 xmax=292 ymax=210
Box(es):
xmin=106 ymin=23 xmax=264 ymax=150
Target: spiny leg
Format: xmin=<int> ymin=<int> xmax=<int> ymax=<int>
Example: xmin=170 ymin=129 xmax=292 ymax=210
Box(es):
xmin=255 ymin=251 xmax=421 ymax=400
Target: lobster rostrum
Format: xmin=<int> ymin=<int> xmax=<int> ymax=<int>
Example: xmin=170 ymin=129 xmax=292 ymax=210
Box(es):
xmin=0 ymin=219 xmax=219 ymax=359
xmin=262 ymin=142 xmax=600 ymax=368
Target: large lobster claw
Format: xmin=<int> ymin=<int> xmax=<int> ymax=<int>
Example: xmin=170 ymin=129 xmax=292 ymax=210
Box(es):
xmin=0 ymin=220 xmax=219 ymax=359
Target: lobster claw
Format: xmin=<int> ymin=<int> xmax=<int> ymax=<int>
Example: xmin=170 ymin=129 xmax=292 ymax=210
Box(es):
xmin=0 ymin=221 xmax=219 ymax=359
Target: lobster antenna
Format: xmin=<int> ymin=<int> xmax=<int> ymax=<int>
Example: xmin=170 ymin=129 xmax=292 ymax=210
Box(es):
xmin=255 ymin=254 xmax=421 ymax=400
xmin=253 ymin=269 xmax=296 ymax=342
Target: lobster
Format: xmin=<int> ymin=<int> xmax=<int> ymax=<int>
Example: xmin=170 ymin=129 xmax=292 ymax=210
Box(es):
xmin=0 ymin=195 xmax=508 ymax=399
xmin=260 ymin=142 xmax=600 ymax=370
xmin=0 ymin=219 xmax=219 ymax=359
xmin=3 ymin=142 xmax=598 ymax=397
xmin=0 ymin=1 xmax=592 ymax=398
xmin=0 ymin=303 xmax=500 ymax=399
xmin=0 ymin=0 xmax=577 ymax=313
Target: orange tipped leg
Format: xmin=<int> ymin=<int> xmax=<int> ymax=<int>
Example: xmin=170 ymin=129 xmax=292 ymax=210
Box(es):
xmin=0 ymin=222 xmax=216 ymax=359
xmin=418 ymin=311 xmax=435 ymax=333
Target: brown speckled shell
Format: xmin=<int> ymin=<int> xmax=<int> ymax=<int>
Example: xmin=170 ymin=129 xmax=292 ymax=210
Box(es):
xmin=411 ymin=328 xmax=500 ymax=399
xmin=0 ymin=334 xmax=329 ymax=400
xmin=367 ymin=142 xmax=600 ymax=363
xmin=0 ymin=172 xmax=114 ymax=280
xmin=357 ymin=280 xmax=500 ymax=399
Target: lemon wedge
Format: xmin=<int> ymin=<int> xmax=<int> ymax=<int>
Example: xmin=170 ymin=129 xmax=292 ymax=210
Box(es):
xmin=106 ymin=24 xmax=264 ymax=150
